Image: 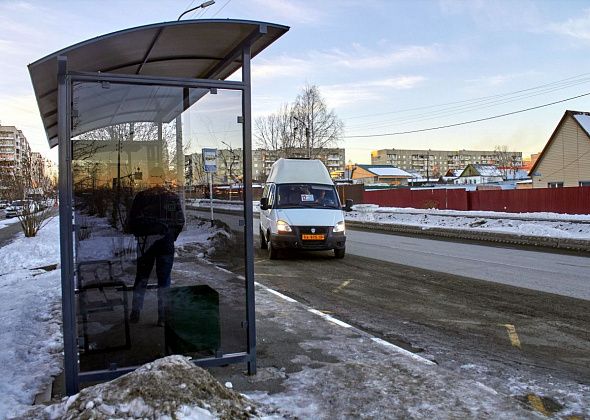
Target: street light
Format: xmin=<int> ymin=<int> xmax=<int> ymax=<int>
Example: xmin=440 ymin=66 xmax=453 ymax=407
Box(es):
xmin=177 ymin=1 xmax=215 ymax=21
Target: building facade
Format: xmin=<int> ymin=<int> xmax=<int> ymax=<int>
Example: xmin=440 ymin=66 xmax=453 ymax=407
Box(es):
xmin=530 ymin=110 xmax=590 ymax=188
xmin=252 ymin=147 xmax=345 ymax=181
xmin=0 ymin=125 xmax=31 ymax=177
xmin=371 ymin=148 xmax=522 ymax=178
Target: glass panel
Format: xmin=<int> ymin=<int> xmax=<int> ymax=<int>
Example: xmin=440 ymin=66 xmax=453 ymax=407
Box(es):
xmin=71 ymin=82 xmax=247 ymax=373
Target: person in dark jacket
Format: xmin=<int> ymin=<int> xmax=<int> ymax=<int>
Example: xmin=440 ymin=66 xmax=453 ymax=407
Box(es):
xmin=127 ymin=171 xmax=185 ymax=326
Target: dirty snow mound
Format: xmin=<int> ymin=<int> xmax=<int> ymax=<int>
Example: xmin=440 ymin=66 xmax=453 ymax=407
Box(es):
xmin=17 ymin=356 xmax=259 ymax=419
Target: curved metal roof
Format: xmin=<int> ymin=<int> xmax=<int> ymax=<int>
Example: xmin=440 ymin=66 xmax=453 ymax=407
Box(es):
xmin=28 ymin=19 xmax=289 ymax=147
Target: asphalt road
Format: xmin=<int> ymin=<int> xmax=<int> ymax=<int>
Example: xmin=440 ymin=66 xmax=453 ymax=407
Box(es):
xmin=189 ymin=208 xmax=590 ymax=300
xmin=190 ymin=208 xmax=590 ymax=408
xmin=0 ymin=219 xmax=23 ymax=248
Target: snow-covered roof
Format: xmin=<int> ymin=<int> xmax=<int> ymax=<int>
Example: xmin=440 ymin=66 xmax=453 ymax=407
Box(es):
xmin=505 ymin=169 xmax=530 ymax=180
xmin=573 ymin=113 xmax=590 ymax=136
xmin=464 ymin=164 xmax=503 ymax=177
xmin=358 ymin=165 xmax=412 ymax=178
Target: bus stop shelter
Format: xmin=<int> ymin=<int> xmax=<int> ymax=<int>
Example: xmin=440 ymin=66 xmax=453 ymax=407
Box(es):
xmin=29 ymin=19 xmax=288 ymax=394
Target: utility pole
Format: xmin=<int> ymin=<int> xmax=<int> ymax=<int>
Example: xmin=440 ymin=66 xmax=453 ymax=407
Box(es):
xmin=293 ymin=116 xmax=310 ymax=158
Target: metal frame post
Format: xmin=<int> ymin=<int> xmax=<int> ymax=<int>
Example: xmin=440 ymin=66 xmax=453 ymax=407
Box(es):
xmin=241 ymin=44 xmax=257 ymax=375
xmin=57 ymin=70 xmax=259 ymax=386
xmin=57 ymin=55 xmax=79 ymax=394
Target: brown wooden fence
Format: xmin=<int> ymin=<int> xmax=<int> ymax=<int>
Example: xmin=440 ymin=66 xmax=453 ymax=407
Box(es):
xmin=362 ymin=186 xmax=590 ymax=214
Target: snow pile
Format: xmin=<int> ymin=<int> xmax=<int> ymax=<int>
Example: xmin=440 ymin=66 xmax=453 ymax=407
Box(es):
xmin=347 ymin=206 xmax=590 ymax=240
xmin=0 ymin=217 xmax=63 ymax=419
xmin=0 ymin=215 xmax=237 ymax=419
xmin=18 ymin=356 xmax=259 ymax=420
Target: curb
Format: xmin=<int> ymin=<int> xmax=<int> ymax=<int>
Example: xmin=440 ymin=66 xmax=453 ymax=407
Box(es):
xmin=346 ymin=220 xmax=590 ymax=253
xmin=186 ymin=205 xmax=590 ymax=253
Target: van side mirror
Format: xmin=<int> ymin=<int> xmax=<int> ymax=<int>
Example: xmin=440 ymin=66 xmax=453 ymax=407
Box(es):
xmin=260 ymin=197 xmax=269 ymax=210
xmin=344 ymin=199 xmax=353 ymax=212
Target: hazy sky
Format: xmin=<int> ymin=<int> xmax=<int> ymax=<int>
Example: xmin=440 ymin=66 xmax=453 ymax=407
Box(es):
xmin=1 ymin=0 xmax=590 ymax=164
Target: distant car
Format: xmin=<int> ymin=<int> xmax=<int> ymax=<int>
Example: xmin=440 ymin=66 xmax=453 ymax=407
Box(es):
xmin=4 ymin=200 xmax=37 ymax=218
xmin=0 ymin=200 xmax=9 ymax=209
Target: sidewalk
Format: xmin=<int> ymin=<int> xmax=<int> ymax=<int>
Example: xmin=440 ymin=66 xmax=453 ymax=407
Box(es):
xmin=209 ymin=283 xmax=539 ymax=419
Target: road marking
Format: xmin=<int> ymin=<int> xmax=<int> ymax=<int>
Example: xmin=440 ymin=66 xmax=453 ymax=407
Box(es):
xmin=256 ymin=273 xmax=300 ymax=278
xmin=257 ymin=282 xmax=436 ymax=367
xmin=371 ymin=337 xmax=436 ymax=365
xmin=332 ymin=279 xmax=351 ymax=293
xmin=527 ymin=394 xmax=549 ymax=416
xmin=503 ymin=324 xmax=522 ymax=348
xmin=308 ymin=309 xmax=353 ymax=328
xmin=254 ymin=282 xmax=298 ymax=303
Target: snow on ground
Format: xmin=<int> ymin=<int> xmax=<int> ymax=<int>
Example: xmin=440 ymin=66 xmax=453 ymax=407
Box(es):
xmin=0 ymin=215 xmax=235 ymax=420
xmin=347 ymin=205 xmax=590 ymax=240
xmin=0 ymin=217 xmax=63 ymax=419
xmin=191 ymin=199 xmax=590 ymax=240
xmin=0 ymin=206 xmax=588 ymax=418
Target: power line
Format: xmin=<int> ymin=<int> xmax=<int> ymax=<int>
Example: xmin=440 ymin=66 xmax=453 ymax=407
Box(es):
xmin=342 ymin=71 xmax=590 ymax=122
xmin=344 ymin=76 xmax=590 ymax=131
xmin=211 ymin=0 xmax=232 ymax=17
xmin=343 ymin=91 xmax=590 ymax=138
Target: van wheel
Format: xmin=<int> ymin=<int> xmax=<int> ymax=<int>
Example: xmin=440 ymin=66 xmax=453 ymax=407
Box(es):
xmin=260 ymin=227 xmax=267 ymax=249
xmin=268 ymin=239 xmax=278 ymax=259
xmin=334 ymin=248 xmax=345 ymax=259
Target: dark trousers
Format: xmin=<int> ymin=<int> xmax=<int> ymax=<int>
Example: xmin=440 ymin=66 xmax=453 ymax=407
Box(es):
xmin=131 ymin=236 xmax=175 ymax=319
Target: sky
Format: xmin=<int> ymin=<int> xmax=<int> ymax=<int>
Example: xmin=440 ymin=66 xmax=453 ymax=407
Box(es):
xmin=2 ymin=0 xmax=590 ymax=164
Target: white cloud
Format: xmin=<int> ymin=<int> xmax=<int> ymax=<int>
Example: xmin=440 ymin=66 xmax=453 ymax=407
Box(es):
xmin=321 ymin=76 xmax=426 ymax=108
xmin=438 ymin=0 xmax=542 ymax=31
xmin=548 ymin=8 xmax=590 ymax=42
xmin=251 ymin=0 xmax=324 ymax=24
xmin=316 ymin=44 xmax=442 ymax=70
xmin=252 ymin=56 xmax=313 ymax=81
xmin=465 ymin=71 xmax=539 ymax=88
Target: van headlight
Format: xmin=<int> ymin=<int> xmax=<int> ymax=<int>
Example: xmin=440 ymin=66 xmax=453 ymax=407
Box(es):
xmin=333 ymin=221 xmax=345 ymax=233
xmin=277 ymin=220 xmax=292 ymax=233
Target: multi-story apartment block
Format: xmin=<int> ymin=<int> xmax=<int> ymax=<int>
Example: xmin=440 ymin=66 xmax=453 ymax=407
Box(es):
xmin=371 ymin=148 xmax=522 ymax=178
xmin=0 ymin=125 xmax=31 ymax=177
xmin=186 ymin=147 xmax=345 ymax=185
xmin=252 ymin=147 xmax=345 ymax=181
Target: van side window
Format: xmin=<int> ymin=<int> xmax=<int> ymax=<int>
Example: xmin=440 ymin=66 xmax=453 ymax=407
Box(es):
xmin=268 ymin=184 xmax=276 ymax=207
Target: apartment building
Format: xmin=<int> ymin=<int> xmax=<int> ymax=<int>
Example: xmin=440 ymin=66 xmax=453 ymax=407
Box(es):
xmin=371 ymin=148 xmax=522 ymax=178
xmin=0 ymin=125 xmax=31 ymax=177
xmin=252 ymin=147 xmax=345 ymax=181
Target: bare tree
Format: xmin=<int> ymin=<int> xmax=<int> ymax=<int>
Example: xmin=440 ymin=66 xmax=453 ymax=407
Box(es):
xmin=254 ymin=85 xmax=343 ymax=159
xmin=292 ymin=84 xmax=343 ymax=159
xmin=494 ymin=145 xmax=519 ymax=179
xmin=7 ymin=154 xmax=56 ymax=237
xmin=254 ymin=103 xmax=295 ymax=157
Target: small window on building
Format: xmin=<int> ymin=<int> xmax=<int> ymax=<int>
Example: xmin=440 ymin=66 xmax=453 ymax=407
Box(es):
xmin=579 ymin=181 xmax=590 ymax=187
xmin=548 ymin=182 xmax=564 ymax=188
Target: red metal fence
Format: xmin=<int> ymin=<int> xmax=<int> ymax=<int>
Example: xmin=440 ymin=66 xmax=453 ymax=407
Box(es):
xmin=362 ymin=186 xmax=590 ymax=214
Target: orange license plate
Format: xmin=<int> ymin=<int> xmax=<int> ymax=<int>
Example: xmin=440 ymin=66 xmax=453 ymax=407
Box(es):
xmin=302 ymin=234 xmax=324 ymax=240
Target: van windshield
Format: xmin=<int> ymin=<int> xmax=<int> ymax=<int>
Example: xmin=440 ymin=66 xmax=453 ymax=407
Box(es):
xmin=275 ymin=184 xmax=340 ymax=209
